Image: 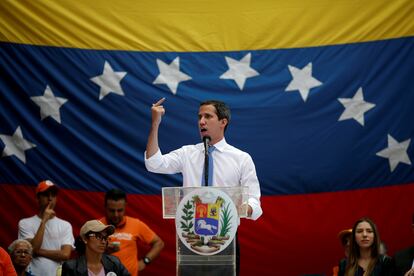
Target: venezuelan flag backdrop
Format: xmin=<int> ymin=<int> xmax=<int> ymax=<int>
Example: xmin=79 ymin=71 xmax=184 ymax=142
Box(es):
xmin=1 ymin=1 xmax=414 ymax=275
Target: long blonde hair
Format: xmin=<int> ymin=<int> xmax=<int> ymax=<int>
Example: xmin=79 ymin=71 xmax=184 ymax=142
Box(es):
xmin=345 ymin=217 xmax=380 ymax=276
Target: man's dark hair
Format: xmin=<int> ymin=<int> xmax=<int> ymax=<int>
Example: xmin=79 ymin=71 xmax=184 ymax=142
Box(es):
xmin=105 ymin=189 xmax=127 ymax=205
xmin=36 ymin=188 xmax=58 ymax=199
xmin=200 ymin=100 xmax=231 ymax=131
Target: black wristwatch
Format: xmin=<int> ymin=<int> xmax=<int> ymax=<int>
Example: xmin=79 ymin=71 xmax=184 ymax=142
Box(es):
xmin=143 ymin=257 xmax=151 ymax=265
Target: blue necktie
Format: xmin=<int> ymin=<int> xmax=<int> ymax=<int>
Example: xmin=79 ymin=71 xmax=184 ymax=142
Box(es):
xmin=202 ymin=146 xmax=215 ymax=186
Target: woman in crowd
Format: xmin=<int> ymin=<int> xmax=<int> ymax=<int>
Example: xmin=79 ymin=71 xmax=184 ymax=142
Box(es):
xmin=8 ymin=239 xmax=33 ymax=276
xmin=62 ymin=220 xmax=130 ymax=276
xmin=339 ymin=217 xmax=395 ymax=276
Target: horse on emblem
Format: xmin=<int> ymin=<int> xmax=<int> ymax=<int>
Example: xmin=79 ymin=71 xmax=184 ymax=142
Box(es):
xmin=196 ymin=219 xmax=217 ymax=233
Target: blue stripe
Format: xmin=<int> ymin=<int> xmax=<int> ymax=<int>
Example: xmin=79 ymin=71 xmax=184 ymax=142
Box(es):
xmin=0 ymin=37 xmax=413 ymax=195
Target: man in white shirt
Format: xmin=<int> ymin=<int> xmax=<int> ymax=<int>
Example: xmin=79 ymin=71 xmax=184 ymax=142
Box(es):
xmin=18 ymin=180 xmax=74 ymax=276
xmin=145 ymin=98 xmax=263 ymax=220
xmin=145 ymin=98 xmax=262 ymax=275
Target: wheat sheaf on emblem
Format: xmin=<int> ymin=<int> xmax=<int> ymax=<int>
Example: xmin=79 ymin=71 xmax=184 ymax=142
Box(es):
xmin=180 ymin=195 xmax=233 ymax=254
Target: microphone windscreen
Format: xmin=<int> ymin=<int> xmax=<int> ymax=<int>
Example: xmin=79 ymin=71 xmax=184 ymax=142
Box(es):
xmin=202 ymin=136 xmax=211 ymax=143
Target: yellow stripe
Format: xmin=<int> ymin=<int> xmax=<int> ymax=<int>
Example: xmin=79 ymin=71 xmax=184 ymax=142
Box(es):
xmin=1 ymin=0 xmax=413 ymax=51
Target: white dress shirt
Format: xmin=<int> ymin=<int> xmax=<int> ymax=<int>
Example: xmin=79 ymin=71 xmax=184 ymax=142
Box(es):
xmin=145 ymin=138 xmax=263 ymax=220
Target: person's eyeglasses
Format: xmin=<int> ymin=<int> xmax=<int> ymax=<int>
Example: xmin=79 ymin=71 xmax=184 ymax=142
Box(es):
xmin=88 ymin=233 xmax=109 ymax=241
xmin=14 ymin=250 xmax=31 ymax=256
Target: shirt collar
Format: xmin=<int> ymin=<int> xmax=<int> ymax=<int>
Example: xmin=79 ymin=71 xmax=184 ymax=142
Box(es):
xmin=115 ymin=216 xmax=127 ymax=228
xmin=198 ymin=137 xmax=227 ymax=152
xmin=102 ymin=216 xmax=127 ymax=228
xmin=212 ymin=137 xmax=227 ymax=152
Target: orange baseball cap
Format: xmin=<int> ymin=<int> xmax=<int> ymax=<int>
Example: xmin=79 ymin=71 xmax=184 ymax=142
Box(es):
xmin=36 ymin=180 xmax=58 ymax=194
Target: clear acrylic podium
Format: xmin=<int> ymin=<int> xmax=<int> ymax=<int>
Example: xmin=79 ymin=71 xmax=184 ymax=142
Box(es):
xmin=162 ymin=186 xmax=248 ymax=276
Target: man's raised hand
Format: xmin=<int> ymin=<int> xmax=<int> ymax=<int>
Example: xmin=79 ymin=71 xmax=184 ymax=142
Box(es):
xmin=151 ymin=98 xmax=166 ymax=126
xmin=42 ymin=202 xmax=56 ymax=221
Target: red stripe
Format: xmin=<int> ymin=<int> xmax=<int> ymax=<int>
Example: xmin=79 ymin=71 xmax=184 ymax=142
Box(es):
xmin=1 ymin=183 xmax=413 ymax=275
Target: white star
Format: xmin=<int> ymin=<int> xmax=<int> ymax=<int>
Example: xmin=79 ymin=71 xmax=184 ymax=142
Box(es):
xmin=376 ymin=134 xmax=411 ymax=172
xmin=30 ymin=85 xmax=68 ymax=124
xmin=220 ymin=53 xmax=259 ymax=90
xmin=338 ymin=87 xmax=376 ymax=126
xmin=285 ymin=62 xmax=322 ymax=102
xmin=90 ymin=61 xmax=127 ymax=100
xmin=0 ymin=126 xmax=36 ymax=164
xmin=153 ymin=57 xmax=191 ymax=94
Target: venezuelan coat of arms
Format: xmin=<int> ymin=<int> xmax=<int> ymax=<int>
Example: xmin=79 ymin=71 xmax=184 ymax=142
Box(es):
xmin=175 ymin=188 xmax=238 ymax=255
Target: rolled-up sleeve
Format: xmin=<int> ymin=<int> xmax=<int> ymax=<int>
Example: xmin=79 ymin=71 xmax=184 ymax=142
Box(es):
xmin=144 ymin=149 xmax=182 ymax=174
xmin=248 ymin=197 xmax=263 ymax=220
xmin=241 ymin=154 xmax=263 ymax=221
xmin=144 ymin=149 xmax=164 ymax=172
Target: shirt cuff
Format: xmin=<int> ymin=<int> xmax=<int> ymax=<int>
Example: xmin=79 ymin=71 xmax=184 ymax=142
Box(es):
xmin=144 ymin=149 xmax=162 ymax=171
xmin=248 ymin=198 xmax=263 ymax=221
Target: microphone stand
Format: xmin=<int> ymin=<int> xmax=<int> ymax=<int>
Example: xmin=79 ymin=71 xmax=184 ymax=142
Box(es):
xmin=204 ymin=151 xmax=209 ymax=186
xmin=203 ymin=136 xmax=211 ymax=186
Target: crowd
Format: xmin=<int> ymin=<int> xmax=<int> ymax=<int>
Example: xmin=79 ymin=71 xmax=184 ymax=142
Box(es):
xmin=1 ymin=179 xmax=413 ymax=276
xmin=0 ymin=180 xmax=164 ymax=276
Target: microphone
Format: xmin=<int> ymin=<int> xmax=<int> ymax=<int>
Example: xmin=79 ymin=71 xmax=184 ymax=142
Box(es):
xmin=203 ymin=136 xmax=211 ymax=154
xmin=202 ymin=136 xmax=211 ymax=186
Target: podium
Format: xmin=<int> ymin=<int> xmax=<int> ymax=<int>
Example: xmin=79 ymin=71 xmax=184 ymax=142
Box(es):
xmin=162 ymin=186 xmax=249 ymax=276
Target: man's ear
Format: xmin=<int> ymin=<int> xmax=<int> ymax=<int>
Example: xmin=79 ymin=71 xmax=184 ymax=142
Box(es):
xmin=221 ymin=118 xmax=228 ymax=128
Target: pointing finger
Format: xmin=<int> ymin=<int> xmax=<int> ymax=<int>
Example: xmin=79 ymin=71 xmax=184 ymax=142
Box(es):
xmin=153 ymin=97 xmax=165 ymax=107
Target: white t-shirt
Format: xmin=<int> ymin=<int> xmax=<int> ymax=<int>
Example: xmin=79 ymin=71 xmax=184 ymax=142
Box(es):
xmin=18 ymin=215 xmax=74 ymax=276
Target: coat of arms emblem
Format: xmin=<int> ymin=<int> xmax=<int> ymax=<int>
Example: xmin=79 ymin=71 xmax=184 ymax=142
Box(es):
xmin=175 ymin=188 xmax=238 ymax=255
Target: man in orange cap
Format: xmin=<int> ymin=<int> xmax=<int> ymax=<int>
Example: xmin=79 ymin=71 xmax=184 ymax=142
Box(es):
xmin=18 ymin=180 xmax=74 ymax=276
